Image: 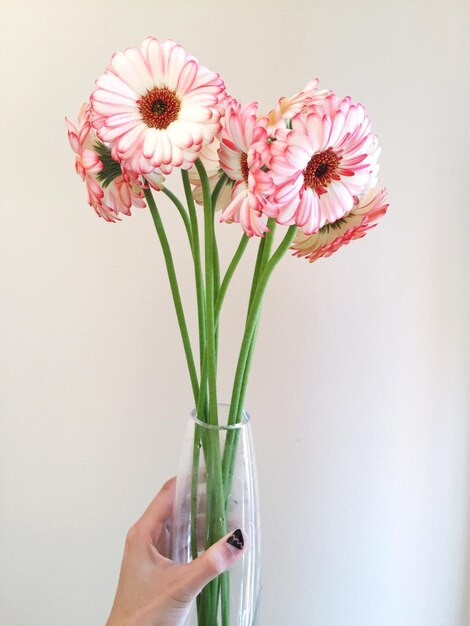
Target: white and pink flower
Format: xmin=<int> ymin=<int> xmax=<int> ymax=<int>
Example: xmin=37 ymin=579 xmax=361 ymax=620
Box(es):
xmin=262 ymin=78 xmax=331 ymax=134
xmin=218 ymin=100 xmax=273 ymax=237
xmin=291 ymin=186 xmax=388 ymax=262
xmin=91 ymin=38 xmax=226 ymax=175
xmin=66 ymin=104 xmax=158 ymax=221
xmin=187 ymin=139 xmax=233 ymax=211
xmin=269 ymin=94 xmax=380 ymax=235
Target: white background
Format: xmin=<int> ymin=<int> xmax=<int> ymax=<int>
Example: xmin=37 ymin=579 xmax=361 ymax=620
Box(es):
xmin=1 ymin=1 xmax=469 ymax=625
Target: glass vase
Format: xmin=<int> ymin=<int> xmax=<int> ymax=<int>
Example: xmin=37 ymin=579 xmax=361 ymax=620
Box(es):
xmin=170 ymin=403 xmax=261 ymax=625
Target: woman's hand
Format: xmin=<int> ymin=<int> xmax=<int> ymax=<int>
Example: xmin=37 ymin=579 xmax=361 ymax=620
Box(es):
xmin=106 ymin=477 xmax=245 ymax=626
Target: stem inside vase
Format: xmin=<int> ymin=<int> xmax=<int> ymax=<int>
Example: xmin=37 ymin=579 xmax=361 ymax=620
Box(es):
xmin=173 ymin=403 xmax=260 ymax=626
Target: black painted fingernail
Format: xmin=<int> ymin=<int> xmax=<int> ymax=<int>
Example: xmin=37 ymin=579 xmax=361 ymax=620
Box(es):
xmin=227 ymin=529 xmax=244 ymax=550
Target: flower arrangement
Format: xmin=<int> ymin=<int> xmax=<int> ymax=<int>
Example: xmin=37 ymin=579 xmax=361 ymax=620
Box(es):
xmin=67 ymin=37 xmax=388 ymax=625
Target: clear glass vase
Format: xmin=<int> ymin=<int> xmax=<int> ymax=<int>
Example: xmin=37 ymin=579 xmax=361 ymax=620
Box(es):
xmin=170 ymin=403 xmax=261 ymax=625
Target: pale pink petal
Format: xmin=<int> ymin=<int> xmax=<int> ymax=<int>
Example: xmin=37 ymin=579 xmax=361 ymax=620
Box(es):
xmin=176 ymin=59 xmax=198 ymax=94
xmin=143 ymin=128 xmax=159 ymax=159
xmin=110 ymin=48 xmax=153 ymax=93
xmin=95 ymin=72 xmax=139 ymax=100
xmin=164 ymin=42 xmax=187 ymax=90
xmin=116 ymin=124 xmax=146 ymax=155
xmin=291 ymin=184 xmax=388 ymax=262
xmin=296 ymin=189 xmax=313 ymax=227
xmin=90 ymin=38 xmax=226 ymax=174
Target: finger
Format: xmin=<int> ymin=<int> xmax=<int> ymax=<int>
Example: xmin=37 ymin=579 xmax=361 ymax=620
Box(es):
xmin=173 ymin=483 xmax=208 ymax=554
xmin=133 ymin=477 xmax=176 ymax=544
xmin=155 ymin=517 xmax=171 ymax=557
xmin=181 ymin=529 xmax=245 ymax=596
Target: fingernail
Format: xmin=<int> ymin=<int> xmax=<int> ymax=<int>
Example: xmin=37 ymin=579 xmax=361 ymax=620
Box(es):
xmin=227 ymin=529 xmax=244 ymax=550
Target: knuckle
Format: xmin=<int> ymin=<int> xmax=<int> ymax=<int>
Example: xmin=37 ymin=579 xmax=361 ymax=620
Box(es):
xmin=125 ymin=523 xmax=142 ymax=547
xmin=171 ymin=578 xmax=194 ymax=604
xmin=203 ymin=551 xmax=225 ymax=578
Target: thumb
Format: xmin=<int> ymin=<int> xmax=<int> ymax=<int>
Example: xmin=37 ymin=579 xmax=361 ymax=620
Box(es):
xmin=182 ymin=529 xmax=245 ymax=596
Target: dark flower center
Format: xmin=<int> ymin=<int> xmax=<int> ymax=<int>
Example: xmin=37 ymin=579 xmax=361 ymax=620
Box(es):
xmin=304 ymin=148 xmax=340 ymax=193
xmin=138 ymin=87 xmax=181 ymax=129
xmin=315 ymin=163 xmax=328 ymax=177
xmin=151 ymin=99 xmax=168 ymax=115
xmin=240 ymin=153 xmax=249 ymax=182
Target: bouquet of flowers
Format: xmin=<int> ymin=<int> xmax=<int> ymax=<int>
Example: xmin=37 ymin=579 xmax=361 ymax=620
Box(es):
xmin=66 ymin=37 xmax=388 ymax=626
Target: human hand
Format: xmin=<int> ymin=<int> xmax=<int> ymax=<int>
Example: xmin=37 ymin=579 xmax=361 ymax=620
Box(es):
xmin=106 ymin=477 xmax=245 ymax=626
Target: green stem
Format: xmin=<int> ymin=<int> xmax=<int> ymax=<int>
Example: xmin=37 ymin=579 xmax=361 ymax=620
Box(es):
xmin=223 ymin=225 xmax=297 ymax=484
xmin=211 ymin=172 xmax=229 ymax=208
xmin=190 ymin=425 xmax=201 ymax=562
xmin=196 ymin=159 xmax=218 ymax=426
xmin=229 ymin=223 xmax=291 ymax=427
xmin=213 ymin=226 xmax=221 ymax=304
xmin=247 ymin=237 xmax=266 ymax=315
xmin=196 ymin=234 xmax=250 ymax=424
xmin=178 ymin=174 xmax=211 ymax=624
xmin=215 ymin=234 xmax=250 ymax=320
xmin=221 ymin=571 xmax=230 ymax=626
xmin=222 ymin=221 xmax=276 ymax=512
xmin=181 ymin=171 xmax=206 ymax=377
xmin=213 ymin=216 xmax=220 ymax=389
xmin=161 ymin=187 xmax=193 ymax=253
xmin=210 ymin=172 xmax=227 ymax=335
xmin=196 ymin=159 xmax=229 ymax=623
xmin=259 ymin=220 xmax=277 ymax=285
xmin=210 ymin=174 xmax=228 ymax=401
xmin=144 ymin=186 xmax=199 ymax=404
xmin=237 ymin=220 xmax=276 ymax=414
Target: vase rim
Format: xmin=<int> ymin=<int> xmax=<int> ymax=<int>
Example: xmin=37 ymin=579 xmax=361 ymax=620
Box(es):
xmin=191 ymin=403 xmax=250 ymax=430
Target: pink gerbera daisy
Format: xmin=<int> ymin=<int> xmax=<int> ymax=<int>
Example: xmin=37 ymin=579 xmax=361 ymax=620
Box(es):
xmin=291 ymin=186 xmax=388 ymax=262
xmin=188 ymin=139 xmax=233 ymax=211
xmin=218 ymin=100 xmax=273 ymax=237
xmin=261 ymin=78 xmax=331 ymax=134
xmin=91 ymin=38 xmax=226 ymax=175
xmin=269 ymin=94 xmax=380 ymax=234
xmin=66 ymin=104 xmax=159 ymax=221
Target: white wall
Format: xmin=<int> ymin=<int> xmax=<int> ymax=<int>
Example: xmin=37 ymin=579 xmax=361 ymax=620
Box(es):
xmin=1 ymin=1 xmax=469 ymax=625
